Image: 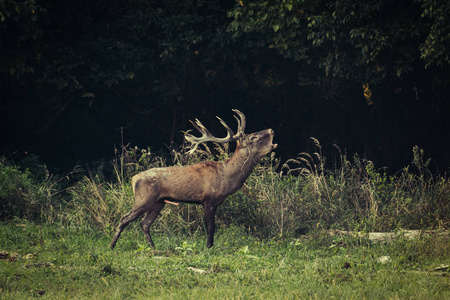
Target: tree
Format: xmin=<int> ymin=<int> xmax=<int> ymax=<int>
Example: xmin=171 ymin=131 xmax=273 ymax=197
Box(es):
xmin=0 ymin=0 xmax=44 ymax=79
xmin=226 ymin=0 xmax=450 ymax=169
xmin=2 ymin=0 xmax=450 ymax=172
xmin=419 ymin=0 xmax=450 ymax=68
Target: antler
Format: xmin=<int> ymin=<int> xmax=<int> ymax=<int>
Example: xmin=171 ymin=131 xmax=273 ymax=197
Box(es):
xmin=185 ymin=109 xmax=246 ymax=154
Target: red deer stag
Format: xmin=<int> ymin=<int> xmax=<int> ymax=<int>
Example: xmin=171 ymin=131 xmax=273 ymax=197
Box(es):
xmin=110 ymin=109 xmax=277 ymax=249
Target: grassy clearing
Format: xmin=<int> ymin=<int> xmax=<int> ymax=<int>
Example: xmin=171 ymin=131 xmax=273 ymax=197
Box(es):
xmin=0 ymin=222 xmax=449 ymax=299
xmin=1 ymin=141 xmax=449 ymax=298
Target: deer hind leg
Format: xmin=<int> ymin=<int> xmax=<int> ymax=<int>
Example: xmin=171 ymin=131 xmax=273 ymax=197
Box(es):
xmin=110 ymin=205 xmax=148 ymax=249
xmin=140 ymin=201 xmax=165 ymax=248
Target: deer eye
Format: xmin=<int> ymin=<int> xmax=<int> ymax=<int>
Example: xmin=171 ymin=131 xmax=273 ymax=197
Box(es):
xmin=249 ymin=135 xmax=259 ymax=141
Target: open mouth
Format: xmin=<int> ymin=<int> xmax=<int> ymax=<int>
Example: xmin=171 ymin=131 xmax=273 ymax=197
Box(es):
xmin=270 ymin=130 xmax=277 ymax=150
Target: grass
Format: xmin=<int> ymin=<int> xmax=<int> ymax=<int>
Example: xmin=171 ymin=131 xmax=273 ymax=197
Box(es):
xmin=0 ymin=221 xmax=449 ymax=299
xmin=1 ymin=140 xmax=450 ymax=298
xmin=2 ymin=141 xmax=449 ymax=235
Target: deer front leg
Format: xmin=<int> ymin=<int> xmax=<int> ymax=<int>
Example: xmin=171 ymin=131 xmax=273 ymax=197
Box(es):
xmin=203 ymin=203 xmax=217 ymax=248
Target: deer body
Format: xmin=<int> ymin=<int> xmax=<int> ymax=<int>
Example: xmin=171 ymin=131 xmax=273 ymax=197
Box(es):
xmin=110 ymin=111 xmax=276 ymax=249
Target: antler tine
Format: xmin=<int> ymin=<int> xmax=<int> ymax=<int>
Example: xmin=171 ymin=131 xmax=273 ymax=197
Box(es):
xmin=186 ymin=141 xmax=199 ymax=155
xmin=232 ymin=109 xmax=246 ymax=137
xmin=190 ymin=118 xmax=212 ymax=136
xmin=216 ymin=116 xmax=235 ymax=138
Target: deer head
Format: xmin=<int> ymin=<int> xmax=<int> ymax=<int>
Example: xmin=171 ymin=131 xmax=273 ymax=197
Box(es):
xmin=184 ymin=109 xmax=277 ymax=157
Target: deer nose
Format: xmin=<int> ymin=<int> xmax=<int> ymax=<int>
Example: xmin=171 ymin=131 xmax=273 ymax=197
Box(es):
xmin=269 ymin=129 xmax=274 ymax=135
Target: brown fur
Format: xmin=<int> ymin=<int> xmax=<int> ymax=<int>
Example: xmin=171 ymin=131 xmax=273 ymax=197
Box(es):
xmin=110 ymin=126 xmax=277 ymax=249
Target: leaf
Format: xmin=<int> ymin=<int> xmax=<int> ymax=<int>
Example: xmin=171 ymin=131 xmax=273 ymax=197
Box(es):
xmin=272 ymin=24 xmax=280 ymax=32
xmin=101 ymin=277 xmax=109 ymax=286
xmin=82 ymin=92 xmax=95 ymax=98
xmin=238 ymin=245 xmax=249 ymax=254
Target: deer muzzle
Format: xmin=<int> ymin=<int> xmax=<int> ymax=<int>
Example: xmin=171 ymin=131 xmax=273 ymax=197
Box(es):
xmin=269 ymin=129 xmax=278 ymax=150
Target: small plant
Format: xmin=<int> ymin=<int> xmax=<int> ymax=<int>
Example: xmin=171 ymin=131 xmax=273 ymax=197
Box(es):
xmin=411 ymin=145 xmax=431 ymax=178
xmin=136 ymin=242 xmax=151 ymax=252
xmin=237 ymin=245 xmax=250 ymax=254
xmin=175 ymin=241 xmax=197 ymax=256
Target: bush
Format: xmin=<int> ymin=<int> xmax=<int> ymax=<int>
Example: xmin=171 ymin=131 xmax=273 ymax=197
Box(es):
xmin=0 ymin=156 xmax=57 ymax=221
xmin=65 ymin=176 xmax=134 ymax=230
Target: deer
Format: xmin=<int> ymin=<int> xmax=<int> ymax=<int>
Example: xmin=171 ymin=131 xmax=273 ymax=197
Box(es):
xmin=110 ymin=109 xmax=277 ymax=249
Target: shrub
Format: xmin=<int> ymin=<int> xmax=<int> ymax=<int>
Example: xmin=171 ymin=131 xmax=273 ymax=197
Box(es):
xmin=219 ymin=139 xmax=450 ymax=237
xmin=0 ymin=156 xmax=58 ymax=221
xmin=65 ymin=176 xmax=134 ymax=230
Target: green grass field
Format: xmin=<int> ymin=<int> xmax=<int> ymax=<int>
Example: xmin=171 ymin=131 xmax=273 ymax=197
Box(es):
xmin=1 ymin=221 xmax=448 ymax=299
xmin=1 ymin=144 xmax=449 ymax=298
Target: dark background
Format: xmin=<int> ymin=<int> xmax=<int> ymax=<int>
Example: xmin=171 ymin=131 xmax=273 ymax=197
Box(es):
xmin=2 ymin=0 xmax=450 ymax=173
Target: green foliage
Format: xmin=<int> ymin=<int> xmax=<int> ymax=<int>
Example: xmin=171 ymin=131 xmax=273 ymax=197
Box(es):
xmin=227 ymin=0 xmax=440 ymax=84
xmin=37 ymin=0 xmax=231 ymax=102
xmin=222 ymin=141 xmax=449 ymax=238
xmin=65 ymin=176 xmax=134 ymax=231
xmin=175 ymin=241 xmax=198 ymax=256
xmin=0 ymin=156 xmax=62 ymax=222
xmin=0 ymin=0 xmax=44 ymax=78
xmin=3 ymin=0 xmax=450 ymax=175
xmin=277 ymin=140 xmax=450 ymax=233
xmin=419 ymin=0 xmax=450 ymax=68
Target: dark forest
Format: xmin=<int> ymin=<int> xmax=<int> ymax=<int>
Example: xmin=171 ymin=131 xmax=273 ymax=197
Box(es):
xmin=2 ymin=0 xmax=450 ymax=173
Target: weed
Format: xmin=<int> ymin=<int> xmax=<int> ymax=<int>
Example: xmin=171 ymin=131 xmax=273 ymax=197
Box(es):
xmin=175 ymin=241 xmax=198 ymax=256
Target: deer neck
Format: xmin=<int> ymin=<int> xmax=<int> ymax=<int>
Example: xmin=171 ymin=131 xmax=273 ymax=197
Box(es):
xmin=223 ymin=146 xmax=259 ymax=193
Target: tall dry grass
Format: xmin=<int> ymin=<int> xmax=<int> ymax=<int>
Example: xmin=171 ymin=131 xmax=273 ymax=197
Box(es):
xmin=1 ymin=139 xmax=449 ymax=238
